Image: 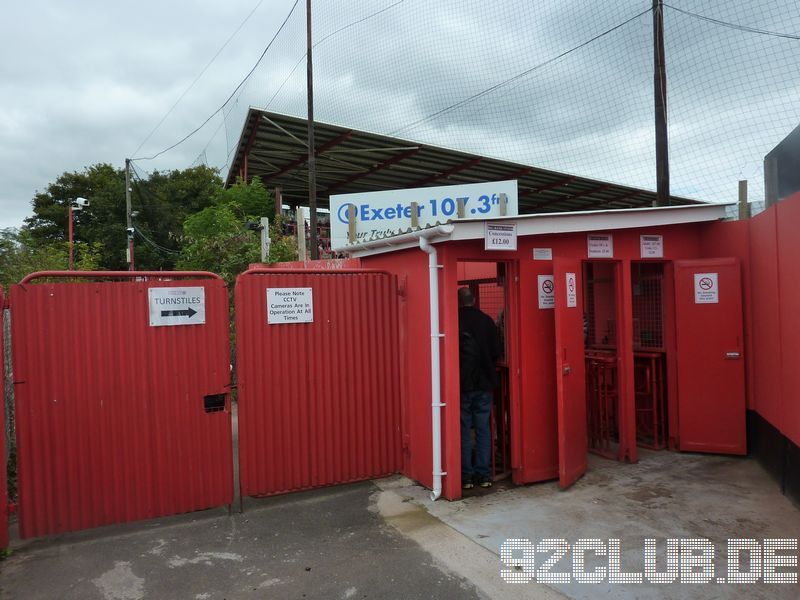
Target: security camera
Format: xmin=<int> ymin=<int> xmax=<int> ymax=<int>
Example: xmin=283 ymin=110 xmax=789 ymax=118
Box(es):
xmin=126 ymin=227 xmax=135 ymax=238
xmin=74 ymin=197 xmax=90 ymax=207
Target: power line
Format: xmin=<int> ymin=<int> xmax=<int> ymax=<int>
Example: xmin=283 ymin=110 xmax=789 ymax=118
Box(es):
xmin=133 ymin=0 xmax=300 ymax=162
xmin=131 ymin=0 xmax=268 ymax=158
xmin=664 ymin=4 xmax=800 ymax=40
xmin=391 ymin=7 xmax=652 ymax=136
xmin=266 ymin=2 xmax=406 ymax=116
xmin=133 ymin=223 xmax=181 ymax=256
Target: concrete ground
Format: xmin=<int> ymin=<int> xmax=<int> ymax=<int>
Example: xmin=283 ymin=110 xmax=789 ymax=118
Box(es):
xmin=0 ymin=450 xmax=797 ymax=599
xmin=392 ymin=450 xmax=800 ymax=599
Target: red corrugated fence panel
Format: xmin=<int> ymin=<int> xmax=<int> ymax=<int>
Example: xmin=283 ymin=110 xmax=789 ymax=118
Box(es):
xmin=0 ymin=286 xmax=8 ymax=549
xmin=10 ymin=277 xmax=233 ymax=539
xmin=235 ymin=270 xmax=403 ymax=497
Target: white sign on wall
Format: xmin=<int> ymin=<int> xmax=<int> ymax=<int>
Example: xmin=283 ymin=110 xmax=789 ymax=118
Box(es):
xmin=485 ymin=223 xmax=517 ymax=251
xmin=148 ymin=287 xmax=206 ymax=327
xmin=533 ymin=248 xmax=553 ymax=260
xmin=538 ymin=275 xmax=555 ymax=309
xmin=587 ymin=234 xmax=614 ymax=258
xmin=694 ymin=273 xmax=719 ymax=304
xmin=566 ymin=272 xmax=577 ymax=308
xmin=267 ymin=288 xmax=314 ymax=324
xmin=640 ymin=235 xmax=664 ymax=258
xmin=330 ymin=180 xmax=518 ymax=248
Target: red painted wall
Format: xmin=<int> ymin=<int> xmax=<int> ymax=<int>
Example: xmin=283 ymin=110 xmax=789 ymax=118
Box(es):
xmin=746 ymin=208 xmax=782 ymax=427
xmin=358 ymin=249 xmax=434 ymax=490
xmin=698 ymin=194 xmax=800 ymax=447
xmin=775 ymin=198 xmax=800 ymax=445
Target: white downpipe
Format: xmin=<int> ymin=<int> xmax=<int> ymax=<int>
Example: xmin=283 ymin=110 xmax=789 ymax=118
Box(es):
xmin=419 ymin=235 xmax=445 ymax=501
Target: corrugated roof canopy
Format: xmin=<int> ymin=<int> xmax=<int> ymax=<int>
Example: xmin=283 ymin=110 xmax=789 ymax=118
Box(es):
xmin=228 ymin=108 xmax=702 ymax=213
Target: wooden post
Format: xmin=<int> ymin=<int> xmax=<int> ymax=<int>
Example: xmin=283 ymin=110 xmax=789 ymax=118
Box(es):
xmin=297 ymin=207 xmax=307 ymax=261
xmin=275 ymin=186 xmax=282 ymax=218
xmin=456 ymin=198 xmax=465 ymax=218
xmin=499 ymin=193 xmax=508 ymax=216
xmin=347 ymin=204 xmax=356 ymax=244
xmin=306 ymin=0 xmax=319 ymax=260
xmin=653 ymin=0 xmax=670 ymax=206
xmin=738 ymin=180 xmax=750 ymax=220
xmin=410 ymin=202 xmax=419 ymax=229
xmin=260 ymin=217 xmax=270 ymax=263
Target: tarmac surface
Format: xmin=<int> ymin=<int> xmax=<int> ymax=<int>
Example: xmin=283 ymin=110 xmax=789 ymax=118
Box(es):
xmin=1 ymin=450 xmax=798 ymax=599
xmin=0 ymin=482 xmax=488 ymax=600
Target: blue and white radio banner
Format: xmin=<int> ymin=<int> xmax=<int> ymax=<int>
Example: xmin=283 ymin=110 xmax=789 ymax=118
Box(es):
xmin=330 ymin=180 xmax=518 ymax=248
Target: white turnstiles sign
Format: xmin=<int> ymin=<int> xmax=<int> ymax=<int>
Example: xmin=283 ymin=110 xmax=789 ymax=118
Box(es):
xmin=267 ymin=288 xmax=314 ymax=324
xmin=148 ymin=287 xmax=206 ymax=326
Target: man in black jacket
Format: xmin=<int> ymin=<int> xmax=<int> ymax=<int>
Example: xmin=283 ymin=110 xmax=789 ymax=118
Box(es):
xmin=458 ymin=287 xmax=502 ymax=489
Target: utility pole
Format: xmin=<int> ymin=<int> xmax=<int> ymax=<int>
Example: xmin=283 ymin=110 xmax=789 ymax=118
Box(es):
xmin=125 ymin=158 xmax=135 ymax=270
xmin=68 ymin=204 xmax=74 ymax=270
xmin=306 ymin=0 xmax=319 ymax=259
xmin=653 ymin=0 xmax=670 ymax=207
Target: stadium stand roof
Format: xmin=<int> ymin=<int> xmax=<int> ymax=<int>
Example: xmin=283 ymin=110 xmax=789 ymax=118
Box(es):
xmin=227 ymin=108 xmax=702 ymax=213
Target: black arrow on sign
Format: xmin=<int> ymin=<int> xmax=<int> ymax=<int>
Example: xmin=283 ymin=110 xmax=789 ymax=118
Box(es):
xmin=160 ymin=307 xmax=197 ymax=318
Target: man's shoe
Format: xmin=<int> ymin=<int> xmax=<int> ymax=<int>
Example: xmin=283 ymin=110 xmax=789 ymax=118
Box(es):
xmin=462 ymin=476 xmax=474 ymax=490
xmin=478 ymin=477 xmax=493 ymax=488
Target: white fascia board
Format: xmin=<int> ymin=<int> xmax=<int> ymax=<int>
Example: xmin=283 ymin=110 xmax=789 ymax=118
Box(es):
xmin=334 ymin=225 xmax=454 ymax=258
xmin=450 ymin=203 xmax=731 ymax=241
xmin=340 ymin=203 xmax=731 ymax=257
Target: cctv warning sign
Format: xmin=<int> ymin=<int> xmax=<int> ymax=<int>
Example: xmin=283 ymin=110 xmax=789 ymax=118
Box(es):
xmin=267 ymin=288 xmax=314 ymax=324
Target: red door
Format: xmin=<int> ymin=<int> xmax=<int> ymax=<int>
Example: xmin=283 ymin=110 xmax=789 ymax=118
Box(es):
xmin=554 ymin=259 xmax=588 ymax=488
xmin=674 ymin=259 xmax=746 ymax=454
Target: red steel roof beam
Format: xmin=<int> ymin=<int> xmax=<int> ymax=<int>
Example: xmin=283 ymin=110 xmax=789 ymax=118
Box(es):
xmin=326 ymin=148 xmax=421 ymax=195
xmin=407 ymin=156 xmax=484 ymax=188
xmin=269 ymin=130 xmax=354 ymax=179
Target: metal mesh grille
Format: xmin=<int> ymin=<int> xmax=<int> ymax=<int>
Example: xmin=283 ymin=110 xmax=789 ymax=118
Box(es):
xmin=632 ymin=263 xmax=664 ymax=350
xmin=583 ymin=262 xmax=617 ymax=349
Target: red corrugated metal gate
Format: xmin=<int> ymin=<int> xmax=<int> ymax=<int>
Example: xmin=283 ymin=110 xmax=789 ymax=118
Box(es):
xmin=0 ymin=286 xmax=8 ymax=549
xmin=235 ymin=269 xmax=403 ymax=498
xmin=9 ymin=272 xmax=233 ymax=539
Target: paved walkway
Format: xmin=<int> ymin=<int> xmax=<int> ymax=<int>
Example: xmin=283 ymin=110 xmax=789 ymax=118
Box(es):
xmin=0 ymin=483 xmax=485 ymax=600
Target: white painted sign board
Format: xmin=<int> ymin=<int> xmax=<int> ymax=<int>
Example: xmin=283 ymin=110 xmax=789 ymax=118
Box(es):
xmin=538 ymin=275 xmax=555 ymax=309
xmin=267 ymin=288 xmax=314 ymax=324
xmin=485 ymin=223 xmax=518 ymax=251
xmin=330 ymin=180 xmax=518 ymax=248
xmin=587 ymin=234 xmax=614 ymax=258
xmin=640 ymin=235 xmax=664 ymax=258
xmin=533 ymin=248 xmax=553 ymax=260
xmin=694 ymin=273 xmax=719 ymax=304
xmin=148 ymin=287 xmax=206 ymax=327
xmin=566 ymin=272 xmax=577 ymax=308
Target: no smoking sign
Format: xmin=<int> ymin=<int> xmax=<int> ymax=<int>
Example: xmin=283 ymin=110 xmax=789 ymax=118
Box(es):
xmin=694 ymin=272 xmax=719 ymax=304
xmin=538 ymin=275 xmax=555 ymax=309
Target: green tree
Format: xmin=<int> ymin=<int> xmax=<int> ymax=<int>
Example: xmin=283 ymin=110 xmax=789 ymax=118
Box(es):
xmin=176 ymin=177 xmax=295 ymax=286
xmin=130 ymin=165 xmax=224 ymax=270
xmin=0 ymin=228 xmax=102 ymax=288
xmin=24 ymin=163 xmax=223 ymax=271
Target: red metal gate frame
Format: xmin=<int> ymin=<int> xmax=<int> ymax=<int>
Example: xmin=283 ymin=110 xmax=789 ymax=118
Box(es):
xmin=235 ymin=267 xmax=404 ymax=500
xmin=11 ymin=271 xmax=233 ymax=539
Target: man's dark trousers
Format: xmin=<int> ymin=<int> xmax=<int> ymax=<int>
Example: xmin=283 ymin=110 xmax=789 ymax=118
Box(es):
xmin=461 ymin=389 xmax=492 ymax=481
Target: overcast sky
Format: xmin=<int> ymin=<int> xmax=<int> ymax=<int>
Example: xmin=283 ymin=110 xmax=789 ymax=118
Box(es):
xmin=2 ymin=0 xmax=798 ymax=230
